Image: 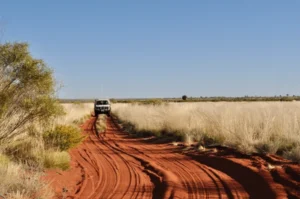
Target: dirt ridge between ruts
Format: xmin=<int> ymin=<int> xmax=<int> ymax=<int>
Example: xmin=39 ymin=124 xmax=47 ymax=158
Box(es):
xmin=44 ymin=116 xmax=300 ymax=199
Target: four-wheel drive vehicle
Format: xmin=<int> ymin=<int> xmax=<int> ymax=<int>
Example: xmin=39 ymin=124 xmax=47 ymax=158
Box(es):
xmin=94 ymin=99 xmax=111 ymax=117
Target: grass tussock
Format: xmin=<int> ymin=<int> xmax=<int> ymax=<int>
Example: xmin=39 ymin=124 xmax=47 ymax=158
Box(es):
xmin=43 ymin=150 xmax=70 ymax=170
xmin=112 ymin=102 xmax=300 ymax=162
xmin=0 ymin=158 xmax=54 ymax=199
xmin=4 ymin=137 xmax=44 ymax=168
xmin=43 ymin=125 xmax=85 ymax=151
xmin=4 ymin=136 xmax=72 ymax=171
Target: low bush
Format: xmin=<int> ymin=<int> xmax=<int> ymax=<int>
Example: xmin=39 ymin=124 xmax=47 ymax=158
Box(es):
xmin=43 ymin=125 xmax=85 ymax=151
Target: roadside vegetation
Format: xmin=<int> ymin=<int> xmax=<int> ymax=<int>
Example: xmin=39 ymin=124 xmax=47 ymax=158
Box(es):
xmin=0 ymin=43 xmax=92 ymax=198
xmin=96 ymin=114 xmax=107 ymax=133
xmin=112 ymin=102 xmax=300 ymax=163
xmin=56 ymin=103 xmax=93 ymax=125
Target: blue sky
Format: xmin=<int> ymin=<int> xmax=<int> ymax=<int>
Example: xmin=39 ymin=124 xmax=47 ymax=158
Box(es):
xmin=1 ymin=1 xmax=299 ymax=98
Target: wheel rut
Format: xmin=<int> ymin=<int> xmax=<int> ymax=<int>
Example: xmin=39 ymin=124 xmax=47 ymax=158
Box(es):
xmin=44 ymin=116 xmax=300 ymax=199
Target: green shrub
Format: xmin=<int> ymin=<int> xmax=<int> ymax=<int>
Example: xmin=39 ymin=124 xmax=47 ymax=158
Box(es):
xmin=43 ymin=125 xmax=84 ymax=151
xmin=43 ymin=150 xmax=70 ymax=170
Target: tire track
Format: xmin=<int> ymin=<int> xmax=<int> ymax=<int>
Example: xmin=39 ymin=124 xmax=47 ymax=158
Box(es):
xmin=86 ymin=117 xmax=153 ymax=199
xmin=105 ymin=118 xmax=245 ymax=199
xmin=94 ymin=121 xmax=153 ymax=199
xmin=45 ymin=116 xmax=299 ymax=199
xmin=107 ymin=117 xmax=289 ymax=199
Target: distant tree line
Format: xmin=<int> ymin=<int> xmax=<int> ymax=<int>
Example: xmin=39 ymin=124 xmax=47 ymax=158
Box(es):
xmin=59 ymin=95 xmax=300 ymax=104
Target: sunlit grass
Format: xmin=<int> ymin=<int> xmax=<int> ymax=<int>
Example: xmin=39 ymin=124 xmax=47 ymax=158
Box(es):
xmin=43 ymin=150 xmax=71 ymax=170
xmin=56 ymin=103 xmax=94 ymax=125
xmin=0 ymin=158 xmax=54 ymax=199
xmin=112 ymin=102 xmax=300 ymax=162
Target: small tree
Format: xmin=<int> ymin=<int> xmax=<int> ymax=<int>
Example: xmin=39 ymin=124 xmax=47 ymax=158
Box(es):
xmin=182 ymin=95 xmax=187 ymax=100
xmin=0 ymin=42 xmax=63 ymax=141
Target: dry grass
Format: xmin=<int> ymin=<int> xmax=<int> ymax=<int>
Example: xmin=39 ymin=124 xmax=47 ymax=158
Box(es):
xmin=96 ymin=115 xmax=107 ymax=133
xmin=4 ymin=137 xmax=44 ymax=168
xmin=43 ymin=150 xmax=70 ymax=170
xmin=112 ymin=102 xmax=300 ymax=162
xmin=56 ymin=103 xmax=94 ymax=125
xmin=0 ymin=103 xmax=94 ymax=198
xmin=0 ymin=159 xmax=54 ymax=199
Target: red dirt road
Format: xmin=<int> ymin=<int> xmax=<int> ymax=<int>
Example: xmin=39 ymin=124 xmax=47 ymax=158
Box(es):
xmin=45 ymin=117 xmax=300 ymax=199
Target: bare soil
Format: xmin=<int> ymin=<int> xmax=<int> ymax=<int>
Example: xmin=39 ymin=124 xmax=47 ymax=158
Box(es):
xmin=44 ymin=117 xmax=300 ymax=199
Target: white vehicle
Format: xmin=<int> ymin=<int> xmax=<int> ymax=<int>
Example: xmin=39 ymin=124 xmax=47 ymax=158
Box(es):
xmin=94 ymin=99 xmax=111 ymax=117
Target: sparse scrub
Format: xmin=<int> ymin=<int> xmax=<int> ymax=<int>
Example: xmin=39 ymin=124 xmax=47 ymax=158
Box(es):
xmin=112 ymin=102 xmax=300 ymax=162
xmin=0 ymin=102 xmax=92 ymax=197
xmin=43 ymin=125 xmax=85 ymax=151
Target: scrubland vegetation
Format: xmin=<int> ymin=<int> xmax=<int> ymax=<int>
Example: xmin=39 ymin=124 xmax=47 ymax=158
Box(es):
xmin=112 ymin=102 xmax=300 ymax=162
xmin=0 ymin=43 xmax=93 ymax=198
xmin=1 ymin=42 xmax=299 ymax=198
xmin=0 ymin=102 xmax=91 ymax=199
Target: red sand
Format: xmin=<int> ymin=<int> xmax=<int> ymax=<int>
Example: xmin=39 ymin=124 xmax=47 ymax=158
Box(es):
xmin=44 ymin=117 xmax=300 ymax=199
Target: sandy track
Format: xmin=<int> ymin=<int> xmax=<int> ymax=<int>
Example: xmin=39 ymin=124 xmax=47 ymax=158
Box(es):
xmin=45 ymin=117 xmax=300 ymax=199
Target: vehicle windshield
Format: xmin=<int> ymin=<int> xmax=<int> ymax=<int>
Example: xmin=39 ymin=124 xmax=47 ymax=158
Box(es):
xmin=96 ymin=100 xmax=109 ymax=105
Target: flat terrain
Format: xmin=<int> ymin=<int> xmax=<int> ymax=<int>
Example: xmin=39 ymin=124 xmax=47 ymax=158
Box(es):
xmin=45 ymin=117 xmax=300 ymax=199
